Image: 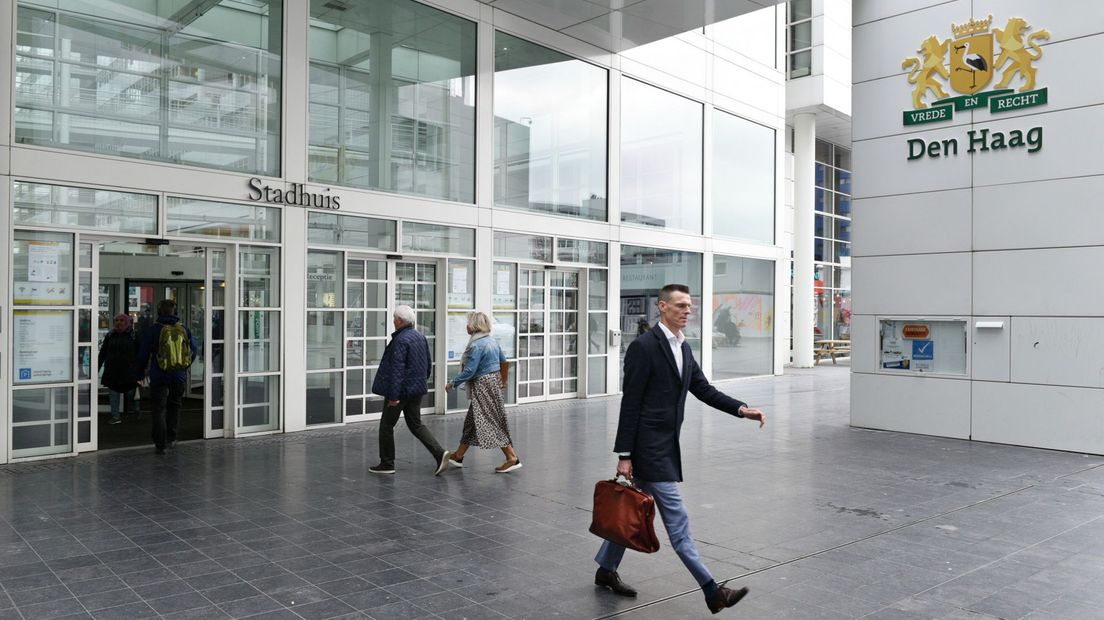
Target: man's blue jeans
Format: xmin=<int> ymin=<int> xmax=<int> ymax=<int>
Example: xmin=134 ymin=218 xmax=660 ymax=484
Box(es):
xmin=594 ymin=480 xmax=714 ymax=589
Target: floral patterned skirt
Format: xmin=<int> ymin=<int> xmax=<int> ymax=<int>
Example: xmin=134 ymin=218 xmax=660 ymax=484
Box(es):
xmin=460 ymin=373 xmax=512 ymax=448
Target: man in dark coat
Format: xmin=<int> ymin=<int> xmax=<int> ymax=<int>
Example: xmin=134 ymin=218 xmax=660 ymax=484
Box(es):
xmin=369 ymin=305 xmax=450 ymax=476
xmin=594 ymin=284 xmax=766 ymax=615
xmin=135 ymin=299 xmax=198 ymax=455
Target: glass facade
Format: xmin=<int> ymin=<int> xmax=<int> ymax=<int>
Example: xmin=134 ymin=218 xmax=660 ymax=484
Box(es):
xmin=308 ymin=0 xmax=476 ymax=202
xmin=2 ymin=1 xmax=786 ymax=461
xmin=15 ymin=0 xmax=282 ymax=174
xmin=620 ymin=79 xmax=703 ymax=233
xmin=814 ymin=140 xmax=852 ymax=341
xmin=493 ymin=32 xmax=607 ymax=221
xmin=786 ymin=0 xmax=812 ymax=78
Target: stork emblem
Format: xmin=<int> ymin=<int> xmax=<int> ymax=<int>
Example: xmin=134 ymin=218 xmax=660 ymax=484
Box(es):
xmin=950 ymin=32 xmax=993 ymax=94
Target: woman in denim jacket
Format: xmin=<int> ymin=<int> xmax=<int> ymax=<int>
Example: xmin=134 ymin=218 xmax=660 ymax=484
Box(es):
xmin=445 ymin=312 xmax=522 ymax=473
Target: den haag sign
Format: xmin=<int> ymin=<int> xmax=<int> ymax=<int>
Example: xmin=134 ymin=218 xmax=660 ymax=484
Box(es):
xmin=901 ymin=15 xmax=1049 ymax=160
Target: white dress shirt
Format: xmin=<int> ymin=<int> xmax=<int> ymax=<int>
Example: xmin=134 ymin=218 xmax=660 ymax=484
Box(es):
xmin=657 ymin=321 xmax=685 ymax=375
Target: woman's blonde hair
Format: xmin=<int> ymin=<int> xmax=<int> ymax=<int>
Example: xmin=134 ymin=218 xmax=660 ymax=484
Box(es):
xmin=466 ymin=311 xmax=492 ymax=335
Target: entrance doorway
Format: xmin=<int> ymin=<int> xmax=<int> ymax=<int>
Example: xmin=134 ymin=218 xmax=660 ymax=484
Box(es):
xmin=516 ymin=267 xmax=580 ymax=402
xmin=94 ymin=243 xmax=213 ymax=450
xmin=342 ymin=256 xmax=441 ymax=421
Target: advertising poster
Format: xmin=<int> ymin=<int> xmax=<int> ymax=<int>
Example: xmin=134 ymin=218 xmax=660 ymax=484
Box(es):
xmin=911 ymin=339 xmax=934 ymax=372
xmin=14 ymin=310 xmax=73 ymax=384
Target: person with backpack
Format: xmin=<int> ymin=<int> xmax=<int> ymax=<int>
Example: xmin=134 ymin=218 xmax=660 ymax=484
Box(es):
xmin=135 ymin=299 xmax=198 ymax=455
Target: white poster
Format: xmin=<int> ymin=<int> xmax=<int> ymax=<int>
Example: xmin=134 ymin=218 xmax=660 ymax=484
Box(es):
xmin=13 ymin=282 xmax=70 ymax=305
xmin=493 ymin=268 xmax=515 ymax=308
xmin=14 ymin=310 xmax=73 ymax=384
xmin=451 ymin=265 xmax=468 ymax=294
xmin=447 ymin=313 xmax=470 ymax=362
xmin=28 ymin=242 xmax=60 ymax=282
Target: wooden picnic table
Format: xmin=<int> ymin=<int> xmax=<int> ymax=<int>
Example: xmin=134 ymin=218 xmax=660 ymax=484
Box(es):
xmin=814 ymin=339 xmax=851 ymax=365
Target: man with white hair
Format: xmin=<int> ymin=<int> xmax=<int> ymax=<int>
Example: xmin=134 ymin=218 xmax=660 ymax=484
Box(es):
xmin=369 ymin=305 xmax=450 ymax=476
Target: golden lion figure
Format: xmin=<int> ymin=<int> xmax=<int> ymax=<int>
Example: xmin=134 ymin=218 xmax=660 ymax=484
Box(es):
xmin=994 ymin=17 xmax=1050 ymax=92
xmin=902 ymin=35 xmax=951 ymax=109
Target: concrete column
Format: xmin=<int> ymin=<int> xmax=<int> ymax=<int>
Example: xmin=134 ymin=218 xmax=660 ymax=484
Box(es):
xmin=792 ymin=113 xmax=816 ymax=367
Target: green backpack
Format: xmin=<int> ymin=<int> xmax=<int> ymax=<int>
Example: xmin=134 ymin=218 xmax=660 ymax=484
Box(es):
xmin=156 ymin=323 xmax=192 ymax=371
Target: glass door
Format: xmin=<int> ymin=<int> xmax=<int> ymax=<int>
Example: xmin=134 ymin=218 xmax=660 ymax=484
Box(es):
xmin=516 ymin=267 xmax=580 ymax=403
xmin=344 ymin=257 xmax=389 ymax=420
xmin=343 ymin=257 xmax=440 ymax=421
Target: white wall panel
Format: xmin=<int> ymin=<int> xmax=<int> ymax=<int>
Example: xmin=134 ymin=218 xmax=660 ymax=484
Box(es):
xmin=974 ymin=247 xmax=1104 ymax=317
xmin=850 ymin=314 xmax=877 ymax=374
xmin=852 ymin=253 xmax=971 ymax=315
xmin=972 ymin=105 xmax=1104 ymax=187
xmin=974 ymin=175 xmax=1104 ymax=251
xmin=851 ymin=372 xmax=971 ymax=439
xmin=971 ymin=317 xmax=1009 ymax=383
xmin=853 ymin=1 xmax=969 ymax=83
xmin=714 ymin=56 xmax=785 ymax=117
xmin=852 ymin=127 xmax=972 ymax=199
xmin=1010 ymin=318 xmax=1104 ymax=388
xmin=851 ymin=189 xmax=971 ymax=257
xmin=854 ymin=0 xmax=957 ymax=28
xmin=972 ymin=0 xmax=1103 ymax=47
xmin=972 ymin=381 xmax=1104 ymax=454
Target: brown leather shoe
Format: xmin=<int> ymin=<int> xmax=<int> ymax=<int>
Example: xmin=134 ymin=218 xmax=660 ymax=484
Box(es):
xmin=706 ymin=585 xmax=749 ymax=614
xmin=595 ymin=568 xmax=637 ymax=598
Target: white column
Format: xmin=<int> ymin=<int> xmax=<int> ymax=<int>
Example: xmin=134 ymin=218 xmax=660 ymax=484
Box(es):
xmin=792 ymin=113 xmax=816 ymax=367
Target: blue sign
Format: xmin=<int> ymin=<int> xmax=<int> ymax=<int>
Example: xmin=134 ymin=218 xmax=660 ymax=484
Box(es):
xmin=912 ymin=340 xmax=934 ymax=361
xmin=18 ymin=368 xmax=32 ymax=380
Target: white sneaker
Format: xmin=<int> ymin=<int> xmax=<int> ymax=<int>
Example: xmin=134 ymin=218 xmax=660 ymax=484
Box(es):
xmin=449 ymin=456 xmax=464 ymax=468
xmin=495 ymin=460 xmax=523 ymax=474
xmin=435 ymin=451 xmax=451 ymax=476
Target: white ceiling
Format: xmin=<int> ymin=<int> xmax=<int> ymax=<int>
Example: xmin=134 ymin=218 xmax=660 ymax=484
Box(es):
xmin=477 ymin=0 xmax=784 ymax=52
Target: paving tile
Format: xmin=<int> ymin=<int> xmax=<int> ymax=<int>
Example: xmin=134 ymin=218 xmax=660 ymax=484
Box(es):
xmin=16 ymin=597 xmax=86 ymax=619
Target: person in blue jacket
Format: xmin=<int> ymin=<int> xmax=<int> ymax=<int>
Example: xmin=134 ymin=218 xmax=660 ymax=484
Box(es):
xmin=445 ymin=312 xmax=520 ymax=473
xmin=135 ymin=299 xmax=198 ymax=455
xmin=369 ymin=305 xmax=450 ymax=476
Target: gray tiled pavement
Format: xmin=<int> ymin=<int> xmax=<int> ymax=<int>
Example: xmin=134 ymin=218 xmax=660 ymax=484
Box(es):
xmin=3 ymin=365 xmax=1104 ymax=619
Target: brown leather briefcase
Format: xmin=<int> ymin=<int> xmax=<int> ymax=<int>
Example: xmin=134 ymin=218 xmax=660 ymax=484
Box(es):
xmin=589 ymin=478 xmax=660 ymax=553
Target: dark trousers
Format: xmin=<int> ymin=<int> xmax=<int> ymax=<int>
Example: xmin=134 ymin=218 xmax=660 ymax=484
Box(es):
xmin=378 ymin=395 xmax=444 ymax=468
xmin=150 ymin=383 xmax=185 ymax=450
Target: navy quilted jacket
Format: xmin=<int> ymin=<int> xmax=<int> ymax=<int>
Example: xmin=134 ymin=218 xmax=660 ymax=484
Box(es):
xmin=371 ymin=324 xmax=432 ymax=401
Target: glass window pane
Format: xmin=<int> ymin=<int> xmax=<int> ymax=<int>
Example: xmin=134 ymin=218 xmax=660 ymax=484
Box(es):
xmin=401 ymin=222 xmax=475 ymax=256
xmin=168 ymin=198 xmax=280 ymax=242
xmin=238 ymin=375 xmax=279 ymax=431
xmin=588 ymin=313 xmax=607 ymax=355
xmin=13 ymin=231 xmax=74 ymax=306
xmin=448 ymin=260 xmax=474 ymax=309
xmin=12 ymin=386 xmax=72 ymax=456
xmin=712 ymin=255 xmax=774 ymax=379
xmin=15 ymin=2 xmax=281 ymax=175
xmin=493 ymin=263 xmax=517 ymax=309
xmin=308 ymin=0 xmax=476 ymax=203
xmin=789 ymin=50 xmax=811 ymax=78
xmin=620 ymin=245 xmax=703 ymax=367
xmin=240 ymin=246 xmax=280 ymax=307
xmin=620 ymin=79 xmax=702 ymax=233
xmin=556 ymin=239 xmax=608 ymax=266
xmin=239 ymin=311 xmax=280 ymax=372
xmin=308 ymin=212 xmax=396 ymax=251
xmin=588 ymin=269 xmax=608 ymax=310
xmin=307 ymin=251 xmax=341 ymax=308
xmin=493 ymin=32 xmax=607 ymax=221
xmin=13 ymin=182 xmax=158 ymax=234
xmin=307 ymin=311 xmax=342 ymax=370
xmin=493 ymin=232 xmax=552 ymax=262
xmin=306 ymin=372 xmax=342 ymax=426
xmin=789 ymin=0 xmax=811 ymax=22
xmin=13 ymin=309 xmax=73 ymax=385
xmin=789 ymin=21 xmax=812 ymax=50
xmin=712 ymin=110 xmax=775 ymax=244
xmin=492 ymin=313 xmax=515 ymax=358
xmin=587 ymin=356 xmax=607 ymax=395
